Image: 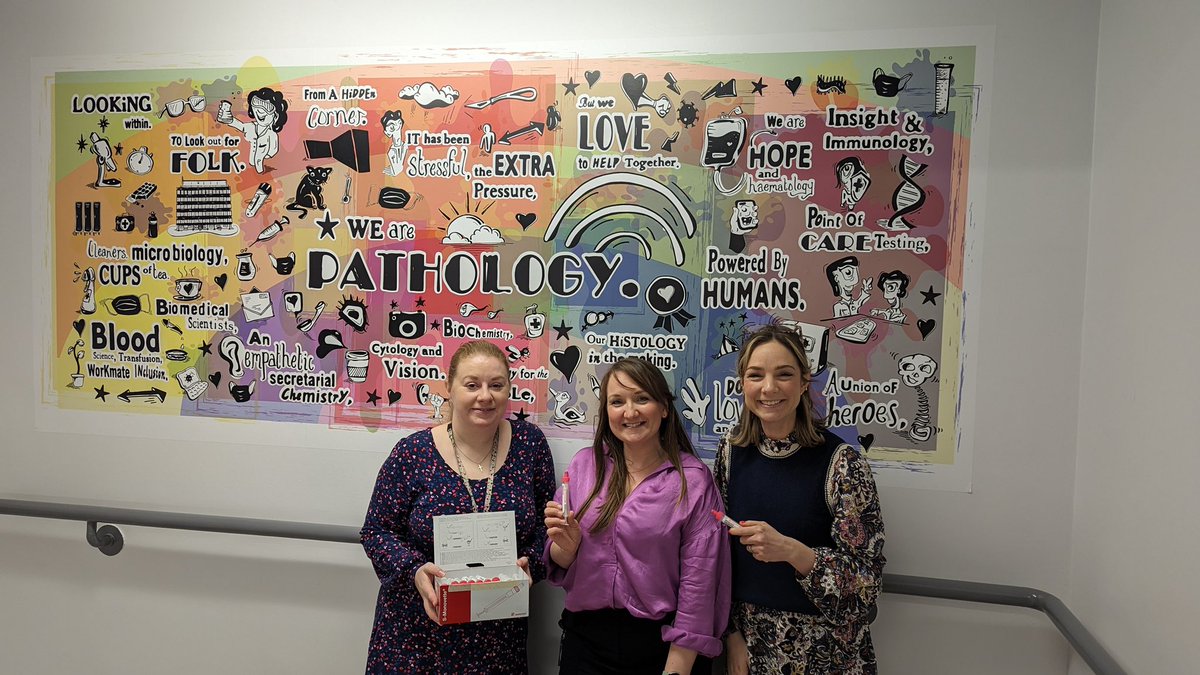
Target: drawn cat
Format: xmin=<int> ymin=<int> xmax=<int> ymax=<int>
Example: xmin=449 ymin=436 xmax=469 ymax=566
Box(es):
xmin=286 ymin=166 xmax=333 ymax=219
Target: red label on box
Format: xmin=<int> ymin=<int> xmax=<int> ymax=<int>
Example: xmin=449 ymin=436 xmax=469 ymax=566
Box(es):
xmin=438 ymin=585 xmax=472 ymax=625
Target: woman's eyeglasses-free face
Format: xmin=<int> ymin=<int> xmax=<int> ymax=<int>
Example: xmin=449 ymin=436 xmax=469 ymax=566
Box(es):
xmin=159 ymin=95 xmax=206 ymax=118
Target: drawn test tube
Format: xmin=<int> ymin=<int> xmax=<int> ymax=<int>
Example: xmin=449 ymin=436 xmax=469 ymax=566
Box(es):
xmin=934 ymin=62 xmax=954 ymax=117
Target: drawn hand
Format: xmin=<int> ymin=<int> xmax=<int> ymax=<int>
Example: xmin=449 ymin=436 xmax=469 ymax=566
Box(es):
xmin=680 ymin=377 xmax=710 ymax=427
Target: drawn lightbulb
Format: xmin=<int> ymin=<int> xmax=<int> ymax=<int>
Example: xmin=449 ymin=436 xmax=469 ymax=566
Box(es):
xmin=218 ymin=335 xmax=245 ymax=378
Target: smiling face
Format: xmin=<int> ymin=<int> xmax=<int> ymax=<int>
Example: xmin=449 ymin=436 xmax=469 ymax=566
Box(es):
xmin=742 ymin=339 xmax=807 ymax=439
xmin=605 ymin=371 xmax=668 ymax=456
xmin=448 ymin=353 xmax=510 ymax=429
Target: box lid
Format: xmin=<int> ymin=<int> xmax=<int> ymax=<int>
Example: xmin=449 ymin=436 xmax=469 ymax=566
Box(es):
xmin=433 ymin=510 xmax=517 ymax=569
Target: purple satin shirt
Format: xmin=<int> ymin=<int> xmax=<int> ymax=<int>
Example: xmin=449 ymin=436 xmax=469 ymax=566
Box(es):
xmin=544 ymin=447 xmax=732 ymax=658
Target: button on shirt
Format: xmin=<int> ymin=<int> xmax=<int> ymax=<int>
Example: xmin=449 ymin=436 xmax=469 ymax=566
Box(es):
xmin=545 ymin=448 xmax=731 ymax=658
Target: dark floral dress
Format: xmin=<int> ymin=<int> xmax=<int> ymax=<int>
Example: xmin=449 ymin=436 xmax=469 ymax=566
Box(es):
xmin=714 ymin=431 xmax=886 ymax=674
xmin=361 ymin=420 xmax=556 ymax=674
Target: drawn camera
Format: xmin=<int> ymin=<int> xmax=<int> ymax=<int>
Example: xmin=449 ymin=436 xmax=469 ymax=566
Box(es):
xmin=114 ymin=214 xmax=135 ymax=232
xmin=388 ymin=310 xmax=427 ymax=340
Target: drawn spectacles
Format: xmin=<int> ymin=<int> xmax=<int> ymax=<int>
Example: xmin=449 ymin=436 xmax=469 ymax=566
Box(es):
xmin=159 ymin=95 xmax=206 ymax=118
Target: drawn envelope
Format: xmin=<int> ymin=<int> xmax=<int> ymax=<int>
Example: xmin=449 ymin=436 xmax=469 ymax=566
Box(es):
xmin=241 ymin=291 xmax=274 ymax=322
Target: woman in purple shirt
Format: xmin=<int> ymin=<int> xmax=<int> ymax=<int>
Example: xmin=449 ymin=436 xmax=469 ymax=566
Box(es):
xmin=543 ymin=357 xmax=731 ymax=675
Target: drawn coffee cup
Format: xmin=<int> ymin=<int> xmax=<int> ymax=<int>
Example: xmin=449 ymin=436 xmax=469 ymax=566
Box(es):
xmin=872 ymin=68 xmax=912 ymax=97
xmin=345 ymin=350 xmax=370 ymax=383
xmin=174 ymin=278 xmax=202 ymax=300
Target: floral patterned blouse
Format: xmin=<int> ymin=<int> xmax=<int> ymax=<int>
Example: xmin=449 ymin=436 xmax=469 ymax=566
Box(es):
xmin=714 ymin=430 xmax=886 ymax=674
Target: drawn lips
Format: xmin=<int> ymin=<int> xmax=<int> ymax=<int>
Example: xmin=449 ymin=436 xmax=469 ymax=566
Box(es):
xmin=165 ymin=349 xmax=188 ymax=362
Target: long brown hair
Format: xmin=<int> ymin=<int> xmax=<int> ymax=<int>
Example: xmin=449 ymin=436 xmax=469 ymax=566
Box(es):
xmin=730 ymin=323 xmax=827 ymax=448
xmin=576 ymin=357 xmax=695 ymax=533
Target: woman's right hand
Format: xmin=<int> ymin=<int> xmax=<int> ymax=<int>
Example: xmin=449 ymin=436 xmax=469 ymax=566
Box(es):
xmin=544 ymin=500 xmax=581 ymax=567
xmin=414 ymin=562 xmax=446 ymax=623
xmin=725 ymin=630 xmax=749 ymax=675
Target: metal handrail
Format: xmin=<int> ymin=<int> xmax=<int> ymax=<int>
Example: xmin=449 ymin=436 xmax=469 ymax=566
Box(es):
xmin=0 ymin=498 xmax=1126 ymax=675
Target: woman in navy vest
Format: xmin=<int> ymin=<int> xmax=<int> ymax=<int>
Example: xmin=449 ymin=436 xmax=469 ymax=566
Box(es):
xmin=715 ymin=323 xmax=885 ymax=674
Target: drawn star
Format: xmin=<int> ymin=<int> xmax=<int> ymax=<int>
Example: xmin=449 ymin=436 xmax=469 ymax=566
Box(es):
xmin=751 ymin=77 xmax=768 ymax=96
xmin=512 ymin=408 xmax=530 ymax=422
xmin=198 ymin=340 xmax=212 ymax=355
xmin=562 ymin=77 xmax=579 ymax=96
xmin=98 ymin=116 xmax=110 ymax=132
xmin=76 ymin=134 xmax=88 ymax=152
xmin=739 ymin=312 xmax=748 ymax=321
xmin=921 ymin=285 xmax=942 ymax=306
xmin=390 ymin=300 xmax=398 ymax=310
xmin=415 ymin=297 xmax=426 ymax=308
xmin=553 ymin=320 xmax=573 ymax=340
xmin=94 ymin=385 xmax=109 ymax=402
xmin=431 ymin=319 xmax=441 ymax=330
xmin=315 ymin=211 xmax=339 ymax=240
xmin=366 ymin=390 xmax=381 ymax=406
xmin=114 ymin=143 xmax=124 ymax=156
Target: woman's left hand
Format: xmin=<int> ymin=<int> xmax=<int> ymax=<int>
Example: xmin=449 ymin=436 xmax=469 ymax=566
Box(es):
xmin=730 ymin=520 xmax=815 ymax=573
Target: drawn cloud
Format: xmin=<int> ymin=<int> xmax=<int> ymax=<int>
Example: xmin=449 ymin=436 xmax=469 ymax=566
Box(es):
xmin=399 ymin=82 xmax=460 ymax=108
xmin=442 ymin=214 xmax=504 ymax=245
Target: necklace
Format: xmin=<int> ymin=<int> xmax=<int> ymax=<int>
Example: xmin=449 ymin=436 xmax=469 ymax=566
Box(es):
xmin=448 ymin=424 xmax=499 ymax=513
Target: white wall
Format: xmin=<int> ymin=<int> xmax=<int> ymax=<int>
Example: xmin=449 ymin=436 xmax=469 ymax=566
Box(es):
xmin=1071 ymin=2 xmax=1200 ymax=674
xmin=0 ymin=1 xmax=1103 ymax=673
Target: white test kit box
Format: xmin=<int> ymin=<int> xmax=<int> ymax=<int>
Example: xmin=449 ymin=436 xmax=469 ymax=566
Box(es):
xmin=433 ymin=510 xmax=529 ymax=625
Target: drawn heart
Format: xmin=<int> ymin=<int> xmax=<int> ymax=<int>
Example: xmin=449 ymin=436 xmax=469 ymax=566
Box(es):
xmin=785 ymin=76 xmax=803 ymax=95
xmin=516 ymin=213 xmax=537 ymax=230
xmin=388 ymin=389 xmax=402 ymax=405
xmin=549 ymin=346 xmax=581 ymax=383
xmin=858 ymin=433 xmax=875 ymax=452
xmin=72 ymin=319 xmax=85 ymax=335
xmin=655 ymin=285 xmax=676 ymax=304
xmin=918 ymin=318 xmax=936 ymax=340
xmin=214 ymin=273 xmax=228 ymax=290
xmin=208 ymin=372 xmax=221 ymax=387
xmin=584 ymin=70 xmax=601 ymax=87
xmin=620 ymin=72 xmax=648 ymax=107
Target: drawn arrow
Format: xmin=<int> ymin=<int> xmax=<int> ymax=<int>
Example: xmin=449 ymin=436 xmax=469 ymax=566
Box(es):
xmin=117 ymin=387 xmax=167 ymax=403
xmin=498 ymin=121 xmax=545 ymax=145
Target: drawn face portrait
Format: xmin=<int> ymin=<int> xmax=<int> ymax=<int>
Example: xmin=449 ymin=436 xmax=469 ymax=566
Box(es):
xmin=882 ymin=279 xmax=902 ymax=303
xmin=448 ymin=354 xmax=510 ymax=429
xmin=250 ymin=96 xmax=276 ymax=129
xmin=833 ymin=263 xmax=859 ymax=296
xmin=385 ymin=118 xmax=403 ymax=141
xmin=605 ymin=371 xmax=667 ymax=455
xmin=742 ymin=339 xmax=806 ymax=438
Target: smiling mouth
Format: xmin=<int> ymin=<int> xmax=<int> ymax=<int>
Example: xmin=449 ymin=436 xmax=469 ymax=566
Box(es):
xmin=757 ymin=400 xmax=786 ymax=409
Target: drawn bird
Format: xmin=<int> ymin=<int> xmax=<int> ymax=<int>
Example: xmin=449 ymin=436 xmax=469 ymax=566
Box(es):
xmin=548 ymin=388 xmax=584 ymax=426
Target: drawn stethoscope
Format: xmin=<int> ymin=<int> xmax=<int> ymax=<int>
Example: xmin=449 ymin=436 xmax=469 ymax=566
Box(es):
xmin=465 ymin=87 xmax=538 ymax=109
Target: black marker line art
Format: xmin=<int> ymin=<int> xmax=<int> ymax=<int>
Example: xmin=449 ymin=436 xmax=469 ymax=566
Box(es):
xmin=872 ymin=68 xmax=913 ymax=97
xmin=78 ymin=267 xmax=96 ymax=314
xmin=870 ymin=271 xmax=911 ymax=324
xmin=219 ymin=335 xmax=246 ymax=378
xmin=415 ymin=383 xmax=446 ymax=419
xmin=703 ymin=109 xmax=750 ymax=195
xmin=315 ymin=328 xmax=346 ymax=359
xmin=67 ymin=339 xmax=86 ymax=389
xmin=366 ymin=390 xmax=381 ymax=406
xmin=661 ymin=131 xmax=680 ymax=152
xmin=549 ymin=346 xmax=581 ymax=383
xmin=314 ymin=210 xmax=340 ymax=240
xmin=553 ymin=319 xmax=573 ymax=340
xmin=268 ymin=251 xmax=296 ymax=275
xmin=460 ymin=302 xmax=488 ymax=317
xmin=399 ymin=82 xmax=460 ymax=109
xmin=126 ymin=146 xmax=154 ymax=175
xmin=645 ymin=276 xmax=695 ymax=331
xmin=680 ymin=377 xmax=710 ymax=427
xmin=620 ymin=73 xmax=671 ymax=118
xmin=111 ymin=211 xmax=132 ymax=233
xmin=663 ymin=72 xmax=680 ymax=95
xmin=548 ymin=388 xmax=584 ymax=426
xmin=88 ymin=132 xmax=121 ymax=188
xmin=117 ymin=387 xmax=167 ymax=404
xmin=897 ymin=354 xmax=937 ymax=443
xmin=74 ymin=201 xmax=101 ymax=235
xmin=584 ymin=70 xmax=601 ymax=88
xmin=466 ymin=87 xmax=537 ymax=110
xmin=784 ymin=76 xmax=803 ymax=96
xmin=815 ymin=75 xmax=847 ymax=95
xmin=229 ymin=380 xmax=255 ymax=403
xmin=175 ymin=367 xmax=208 ymax=401
xmin=581 ymin=310 xmax=613 ymax=331
xmin=440 ymin=196 xmax=503 ymax=244
xmin=235 ymin=252 xmax=257 ymax=282
xmin=588 ymin=374 xmax=601 ymax=399
xmin=213 ymin=273 xmax=228 ymax=290
xmin=701 ymin=79 xmax=737 ymax=100
xmin=917 ymin=318 xmax=936 ymax=340
xmin=161 ymin=318 xmax=184 ymax=336
xmin=750 ymin=77 xmax=767 ymax=96
xmin=94 ymin=385 xmax=109 ymax=402
xmin=497 ymin=121 xmax=546 ymax=145
xmin=305 ymin=129 xmax=371 ymax=173
xmin=388 ymin=310 xmax=427 ymax=339
xmin=252 ymin=217 xmax=288 ymax=247
xmin=729 ymin=199 xmax=759 ymax=254
xmin=712 ymin=334 xmax=739 ymax=361
xmin=297 ymin=300 xmax=325 ymax=333
xmin=546 ymin=103 xmax=562 ymax=131
xmin=387 ymin=389 xmax=402 ymax=405
xmin=858 ymin=433 xmax=875 ymax=452
xmin=382 ymin=110 xmax=407 ymax=176
xmin=479 ymin=123 xmax=496 ymax=154
xmin=560 ymin=78 xmax=579 ymax=97
xmin=920 ymin=285 xmax=942 ymax=306
xmin=506 ymin=345 xmax=530 ymax=363
xmin=677 ymin=101 xmax=698 ymax=128
xmin=826 ymin=256 xmax=871 ymax=318
xmin=545 ymin=172 xmax=697 ymax=266
xmin=208 ymin=372 xmax=221 ymax=387
xmin=240 ymin=289 xmax=274 ymax=323
xmin=72 ymin=319 xmax=85 ymax=336
xmin=523 ymin=305 xmax=546 ymax=339
xmin=836 ymin=157 xmax=871 ymax=211
xmin=882 ymin=155 xmax=928 ymax=230
xmin=215 ymin=87 xmax=288 ymax=174
xmin=337 ymin=294 xmax=369 ymax=333
xmin=171 ymin=180 xmax=238 ymax=237
xmin=287 ymin=167 xmax=334 ymax=219
xmin=934 ymin=62 xmax=954 ymax=116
